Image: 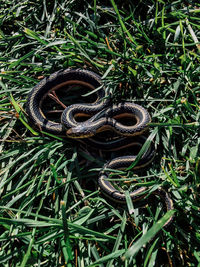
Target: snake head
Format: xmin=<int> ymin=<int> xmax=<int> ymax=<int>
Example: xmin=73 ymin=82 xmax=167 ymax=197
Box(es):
xmin=66 ymin=124 xmax=94 ymax=138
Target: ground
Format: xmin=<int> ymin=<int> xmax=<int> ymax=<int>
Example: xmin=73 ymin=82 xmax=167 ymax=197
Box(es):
xmin=0 ymin=1 xmax=200 ymax=266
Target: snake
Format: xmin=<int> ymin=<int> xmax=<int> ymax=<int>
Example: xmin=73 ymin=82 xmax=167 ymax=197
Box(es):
xmin=26 ymin=68 xmax=107 ymax=135
xmin=26 ymin=68 xmax=174 ymax=227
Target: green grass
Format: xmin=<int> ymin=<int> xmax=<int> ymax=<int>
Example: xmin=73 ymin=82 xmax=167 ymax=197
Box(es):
xmin=0 ymin=0 xmax=200 ymax=266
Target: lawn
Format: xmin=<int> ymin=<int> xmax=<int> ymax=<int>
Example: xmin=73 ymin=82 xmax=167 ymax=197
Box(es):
xmin=0 ymin=0 xmax=200 ymax=266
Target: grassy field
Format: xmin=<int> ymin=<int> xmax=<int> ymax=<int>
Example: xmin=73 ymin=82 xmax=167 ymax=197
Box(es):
xmin=0 ymin=0 xmax=200 ymax=266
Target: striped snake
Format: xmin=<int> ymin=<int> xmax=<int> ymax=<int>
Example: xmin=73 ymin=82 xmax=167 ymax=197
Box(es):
xmin=26 ymin=68 xmax=174 ymax=227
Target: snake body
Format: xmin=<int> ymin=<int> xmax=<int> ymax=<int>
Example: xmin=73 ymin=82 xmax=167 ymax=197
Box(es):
xmin=26 ymin=68 xmax=174 ymax=227
xmin=61 ymin=102 xmax=150 ymax=138
xmin=26 ymin=69 xmax=107 ymax=134
xmin=97 ymin=135 xmax=173 ymax=227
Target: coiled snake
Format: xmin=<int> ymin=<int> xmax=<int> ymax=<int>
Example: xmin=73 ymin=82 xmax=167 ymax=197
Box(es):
xmin=26 ymin=68 xmax=173 ymax=227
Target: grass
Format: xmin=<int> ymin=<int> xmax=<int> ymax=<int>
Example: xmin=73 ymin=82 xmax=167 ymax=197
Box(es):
xmin=0 ymin=0 xmax=200 ymax=266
